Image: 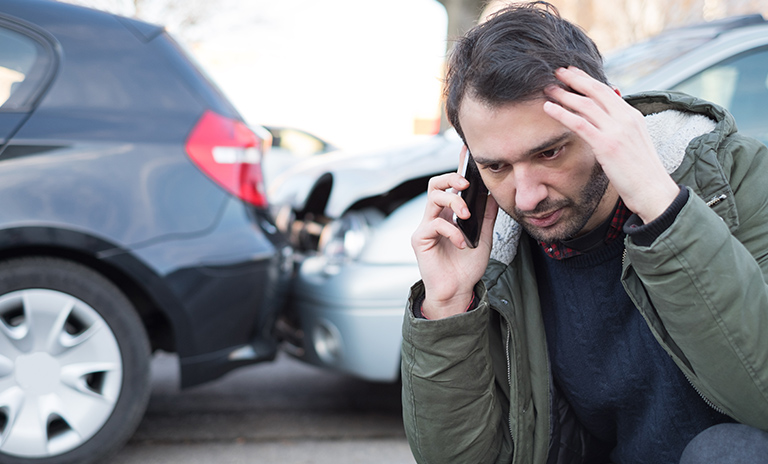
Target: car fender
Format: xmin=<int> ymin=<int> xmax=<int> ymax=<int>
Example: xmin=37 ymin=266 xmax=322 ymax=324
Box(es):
xmin=0 ymin=225 xmax=193 ymax=355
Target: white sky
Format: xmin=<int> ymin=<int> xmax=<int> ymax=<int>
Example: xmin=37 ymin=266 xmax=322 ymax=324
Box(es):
xmin=192 ymin=0 xmax=448 ymax=151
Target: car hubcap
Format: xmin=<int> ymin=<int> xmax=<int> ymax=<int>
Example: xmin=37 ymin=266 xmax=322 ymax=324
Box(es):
xmin=0 ymin=289 xmax=123 ymax=458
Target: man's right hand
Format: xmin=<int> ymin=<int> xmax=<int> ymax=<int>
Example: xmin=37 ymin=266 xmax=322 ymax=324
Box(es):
xmin=411 ymin=151 xmax=498 ymax=320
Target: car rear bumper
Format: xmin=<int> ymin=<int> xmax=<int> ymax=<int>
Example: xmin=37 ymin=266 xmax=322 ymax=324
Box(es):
xmin=285 ymin=256 xmax=420 ymax=382
xmin=128 ymin=200 xmax=295 ymax=387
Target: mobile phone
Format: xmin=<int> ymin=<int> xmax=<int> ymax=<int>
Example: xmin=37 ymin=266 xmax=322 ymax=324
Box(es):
xmin=454 ymin=152 xmax=489 ymax=248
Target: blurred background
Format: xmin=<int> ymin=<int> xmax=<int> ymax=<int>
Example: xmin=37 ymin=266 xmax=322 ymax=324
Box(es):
xmin=58 ymin=0 xmax=768 ymax=153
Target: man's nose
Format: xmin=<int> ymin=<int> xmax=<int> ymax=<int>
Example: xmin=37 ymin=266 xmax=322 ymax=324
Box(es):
xmin=514 ymin=166 xmax=548 ymax=212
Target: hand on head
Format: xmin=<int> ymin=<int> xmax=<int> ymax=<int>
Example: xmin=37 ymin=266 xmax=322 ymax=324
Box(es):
xmin=542 ymin=67 xmax=680 ymax=223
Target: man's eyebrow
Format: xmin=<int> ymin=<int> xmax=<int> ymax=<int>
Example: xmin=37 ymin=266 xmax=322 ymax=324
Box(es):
xmin=472 ymin=131 xmax=572 ymax=165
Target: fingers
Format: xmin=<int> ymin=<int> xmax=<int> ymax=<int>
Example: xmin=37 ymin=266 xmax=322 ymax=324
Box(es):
xmin=542 ymin=98 xmax=602 ymax=142
xmin=417 ymin=173 xmax=472 ymax=250
xmin=545 ymin=67 xmax=630 ymax=124
xmin=548 ymin=67 xmax=619 ymax=113
xmin=425 ymin=172 xmax=470 ymax=220
xmin=428 ymin=215 xmax=470 ymax=249
xmin=542 ymin=66 xmax=646 ymax=154
xmin=417 ymin=170 xmax=480 ymax=251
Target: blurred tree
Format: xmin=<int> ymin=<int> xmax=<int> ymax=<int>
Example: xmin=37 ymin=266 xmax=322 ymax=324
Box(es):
xmin=481 ymin=0 xmax=768 ymax=51
xmin=58 ymin=0 xmax=259 ymax=46
xmin=131 ymin=0 xmax=219 ymax=44
xmin=436 ymin=0 xmax=487 ymax=46
xmin=434 ymin=0 xmax=486 ymax=130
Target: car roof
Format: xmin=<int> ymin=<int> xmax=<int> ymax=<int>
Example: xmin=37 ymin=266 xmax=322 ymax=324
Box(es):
xmin=606 ymin=14 xmax=768 ymax=93
xmin=0 ymin=0 xmax=242 ymax=126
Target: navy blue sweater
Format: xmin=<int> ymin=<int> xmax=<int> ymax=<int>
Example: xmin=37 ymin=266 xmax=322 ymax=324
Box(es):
xmin=532 ymin=236 xmax=732 ymax=463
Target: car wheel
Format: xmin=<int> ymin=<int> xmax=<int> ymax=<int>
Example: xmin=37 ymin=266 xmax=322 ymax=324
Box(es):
xmin=0 ymin=257 xmax=151 ymax=464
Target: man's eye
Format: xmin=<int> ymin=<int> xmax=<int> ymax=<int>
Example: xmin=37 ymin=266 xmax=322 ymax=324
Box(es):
xmin=485 ymin=163 xmax=505 ymax=173
xmin=540 ymin=146 xmax=563 ymax=159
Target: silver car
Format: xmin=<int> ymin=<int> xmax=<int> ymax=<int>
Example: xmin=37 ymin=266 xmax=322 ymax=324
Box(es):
xmin=271 ymin=131 xmax=462 ymax=381
xmin=271 ymin=14 xmax=768 ymax=382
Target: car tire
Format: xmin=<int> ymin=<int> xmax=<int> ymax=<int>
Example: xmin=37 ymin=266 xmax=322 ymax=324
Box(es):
xmin=0 ymin=257 xmax=151 ymax=464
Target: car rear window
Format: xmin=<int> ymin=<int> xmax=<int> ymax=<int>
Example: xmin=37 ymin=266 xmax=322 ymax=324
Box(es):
xmin=0 ymin=25 xmax=50 ymax=110
xmin=671 ymin=46 xmax=768 ymax=144
xmin=155 ymin=33 xmax=240 ymax=119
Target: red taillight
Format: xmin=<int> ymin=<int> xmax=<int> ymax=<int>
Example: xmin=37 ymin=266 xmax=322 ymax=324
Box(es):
xmin=185 ymin=110 xmax=268 ymax=208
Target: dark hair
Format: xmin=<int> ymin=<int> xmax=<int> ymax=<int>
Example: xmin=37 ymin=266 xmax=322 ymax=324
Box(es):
xmin=445 ymin=1 xmax=607 ymax=140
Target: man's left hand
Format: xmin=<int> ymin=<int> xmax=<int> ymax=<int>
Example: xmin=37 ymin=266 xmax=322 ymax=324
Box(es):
xmin=543 ymin=66 xmax=680 ymax=224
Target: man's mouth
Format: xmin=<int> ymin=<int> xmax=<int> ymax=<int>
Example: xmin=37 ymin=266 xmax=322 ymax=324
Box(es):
xmin=523 ymin=209 xmax=563 ymax=228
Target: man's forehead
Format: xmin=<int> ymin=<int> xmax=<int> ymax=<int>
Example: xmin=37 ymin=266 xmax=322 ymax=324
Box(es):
xmin=458 ymin=93 xmax=552 ymax=131
xmin=460 ymin=92 xmax=540 ymax=115
xmin=458 ymin=94 xmax=572 ymax=161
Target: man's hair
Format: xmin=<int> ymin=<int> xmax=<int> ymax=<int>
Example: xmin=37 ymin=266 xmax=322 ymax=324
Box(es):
xmin=444 ymin=1 xmax=608 ymax=140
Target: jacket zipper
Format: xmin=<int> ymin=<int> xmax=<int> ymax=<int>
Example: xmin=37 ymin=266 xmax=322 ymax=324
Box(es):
xmin=706 ymin=193 xmax=727 ymax=207
xmin=623 ymin=246 xmax=727 ymax=417
xmin=505 ymin=319 xmax=515 ymax=445
xmin=684 ymin=373 xmax=728 ymax=415
xmin=686 ymin=193 xmax=729 ymax=414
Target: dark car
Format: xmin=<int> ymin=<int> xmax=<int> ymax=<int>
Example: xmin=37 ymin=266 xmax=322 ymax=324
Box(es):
xmin=0 ymin=1 xmax=291 ymax=462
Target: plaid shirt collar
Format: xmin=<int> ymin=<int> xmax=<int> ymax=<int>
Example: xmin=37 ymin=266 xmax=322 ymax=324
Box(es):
xmin=539 ymin=200 xmax=630 ymax=260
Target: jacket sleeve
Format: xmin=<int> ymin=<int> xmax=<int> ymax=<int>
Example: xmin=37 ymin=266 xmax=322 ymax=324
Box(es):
xmin=401 ymin=280 xmax=513 ymax=464
xmin=624 ymin=135 xmax=768 ymax=429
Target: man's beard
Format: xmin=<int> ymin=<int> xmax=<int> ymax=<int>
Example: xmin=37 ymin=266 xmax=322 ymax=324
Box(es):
xmin=510 ymin=161 xmax=610 ymax=242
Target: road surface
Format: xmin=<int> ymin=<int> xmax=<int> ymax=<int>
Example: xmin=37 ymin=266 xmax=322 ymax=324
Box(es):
xmin=112 ymin=351 xmax=415 ymax=464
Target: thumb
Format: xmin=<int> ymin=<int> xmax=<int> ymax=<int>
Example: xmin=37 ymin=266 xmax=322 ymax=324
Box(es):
xmin=480 ymin=194 xmax=498 ymax=248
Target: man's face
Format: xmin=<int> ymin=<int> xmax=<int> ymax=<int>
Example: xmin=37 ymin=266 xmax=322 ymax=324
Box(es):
xmin=458 ymin=95 xmax=618 ymax=242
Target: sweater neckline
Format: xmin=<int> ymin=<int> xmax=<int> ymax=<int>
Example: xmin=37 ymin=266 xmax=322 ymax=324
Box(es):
xmin=535 ymin=233 xmax=626 ymax=268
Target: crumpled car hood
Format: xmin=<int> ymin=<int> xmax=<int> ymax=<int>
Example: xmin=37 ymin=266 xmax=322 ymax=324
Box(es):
xmin=267 ymin=130 xmax=462 ymax=218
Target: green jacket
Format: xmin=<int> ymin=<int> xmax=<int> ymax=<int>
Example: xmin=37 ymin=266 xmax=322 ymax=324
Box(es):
xmin=401 ymin=92 xmax=768 ymax=464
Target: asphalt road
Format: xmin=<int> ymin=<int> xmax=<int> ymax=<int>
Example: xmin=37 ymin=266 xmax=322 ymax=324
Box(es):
xmin=112 ymin=351 xmax=415 ymax=464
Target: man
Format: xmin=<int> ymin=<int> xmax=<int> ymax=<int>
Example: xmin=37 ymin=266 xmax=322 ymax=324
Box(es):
xmin=402 ymin=2 xmax=768 ymax=463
